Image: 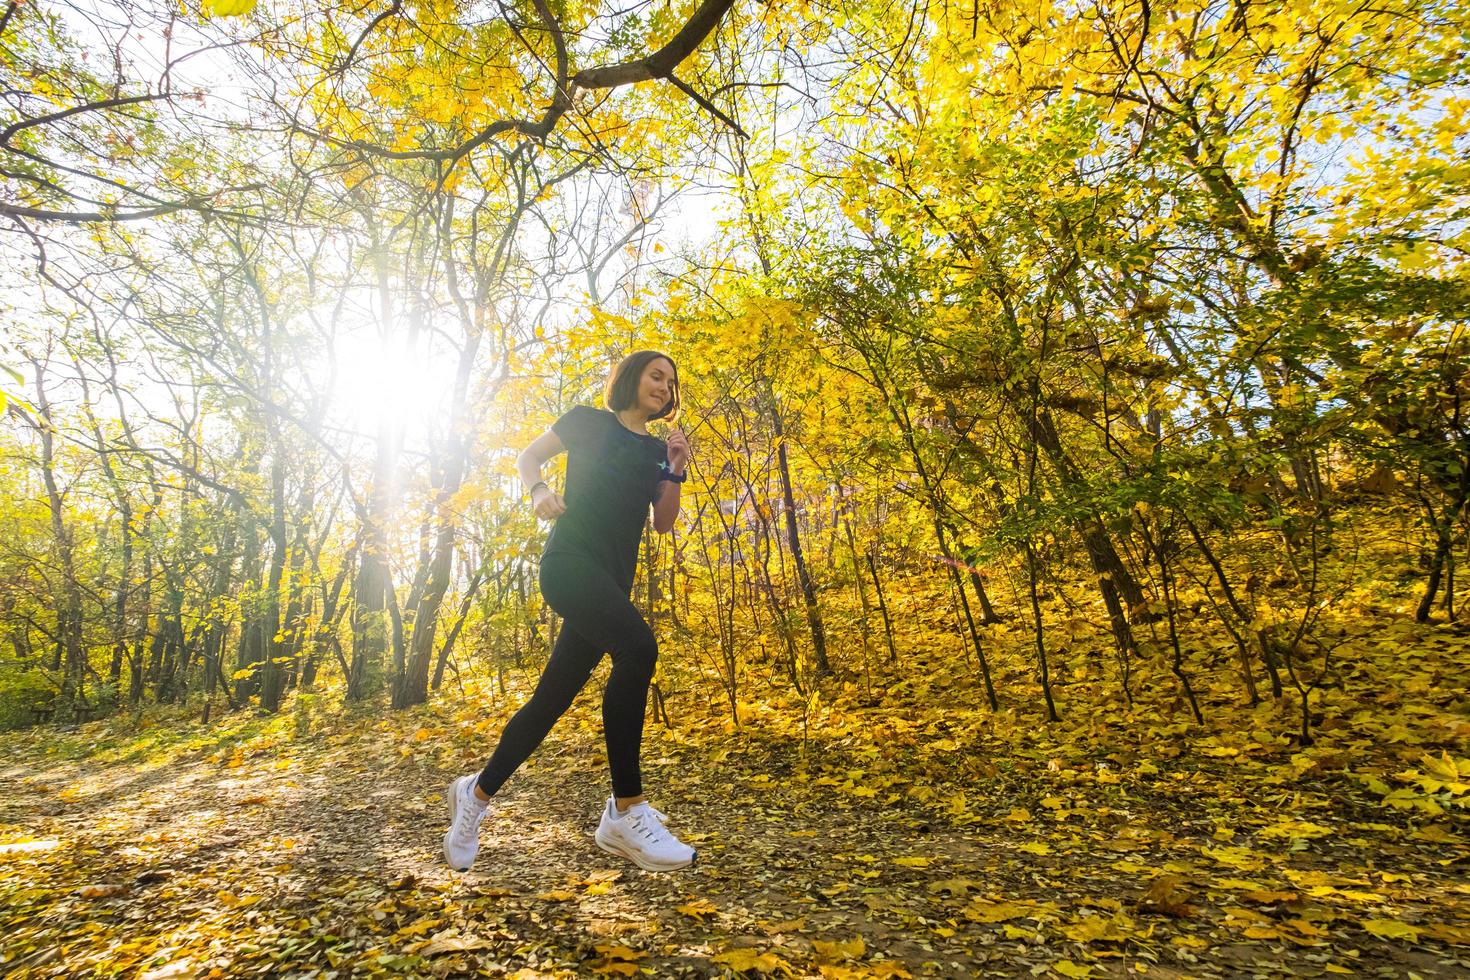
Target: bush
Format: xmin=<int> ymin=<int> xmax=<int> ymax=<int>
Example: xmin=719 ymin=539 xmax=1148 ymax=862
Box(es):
xmin=0 ymin=668 xmax=59 ymax=731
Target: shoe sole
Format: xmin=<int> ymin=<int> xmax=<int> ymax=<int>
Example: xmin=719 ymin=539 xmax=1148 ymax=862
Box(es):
xmin=594 ymin=826 xmax=696 ymax=872
xmin=443 ymin=780 xmax=474 ymax=872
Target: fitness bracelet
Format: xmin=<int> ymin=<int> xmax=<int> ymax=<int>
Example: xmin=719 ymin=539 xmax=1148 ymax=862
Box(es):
xmin=526 ymin=480 xmax=549 ymax=499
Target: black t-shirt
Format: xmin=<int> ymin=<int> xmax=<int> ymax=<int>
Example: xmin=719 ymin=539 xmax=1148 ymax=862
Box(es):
xmin=543 ymin=405 xmax=669 ymax=592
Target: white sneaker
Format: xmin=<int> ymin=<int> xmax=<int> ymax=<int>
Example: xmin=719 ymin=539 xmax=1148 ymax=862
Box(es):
xmin=442 ymin=774 xmax=489 ymax=871
xmin=594 ymin=797 xmax=696 ymax=871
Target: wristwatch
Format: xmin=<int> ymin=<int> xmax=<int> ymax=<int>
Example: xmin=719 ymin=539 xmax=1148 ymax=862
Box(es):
xmin=527 ymin=480 xmax=549 ymax=499
xmin=658 ymin=465 xmax=687 ymax=484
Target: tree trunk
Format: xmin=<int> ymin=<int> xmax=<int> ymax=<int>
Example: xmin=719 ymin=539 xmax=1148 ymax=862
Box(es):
xmin=768 ymin=391 xmax=832 ymax=676
xmin=395 ymin=313 xmax=484 ymax=708
xmin=234 ymin=516 xmax=264 ymax=703
xmin=260 ymin=452 xmax=290 ymax=713
xmin=1023 ymin=405 xmax=1149 ymax=613
xmin=29 ymin=359 xmax=87 ymax=713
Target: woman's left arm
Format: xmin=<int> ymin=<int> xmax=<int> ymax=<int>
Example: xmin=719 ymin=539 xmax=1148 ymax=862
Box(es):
xmin=652 ymin=427 xmax=689 ymax=534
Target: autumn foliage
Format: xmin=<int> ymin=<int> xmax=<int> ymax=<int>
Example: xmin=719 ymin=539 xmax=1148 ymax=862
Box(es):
xmin=1 ymin=0 xmax=1468 ymax=975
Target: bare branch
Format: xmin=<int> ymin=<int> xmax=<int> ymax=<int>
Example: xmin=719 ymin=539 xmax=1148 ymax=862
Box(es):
xmin=573 ymin=0 xmax=737 ymax=89
xmin=668 ymin=71 xmax=746 ymax=138
xmin=0 ymin=93 xmax=170 ymax=148
xmin=333 ymin=0 xmax=403 ymax=75
xmin=0 ymin=0 xmax=22 ymax=38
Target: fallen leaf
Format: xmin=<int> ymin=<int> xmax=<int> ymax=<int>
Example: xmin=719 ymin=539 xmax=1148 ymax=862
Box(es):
xmin=813 ymin=936 xmax=866 ymax=962
xmin=1240 ymin=889 xmax=1299 ymax=904
xmin=966 ymin=901 xmax=1035 ymax=923
xmin=1137 ymin=875 xmax=1197 ymax=918
xmin=677 ymin=899 xmax=719 ymax=920
xmin=1061 ymin=912 xmax=1136 ymax=943
xmin=712 ymin=948 xmax=795 ymax=975
xmin=1362 ymin=918 xmax=1420 ymax=941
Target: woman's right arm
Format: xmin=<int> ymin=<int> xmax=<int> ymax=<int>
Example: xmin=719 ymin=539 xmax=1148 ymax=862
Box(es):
xmin=518 ymin=429 xmax=567 ymax=519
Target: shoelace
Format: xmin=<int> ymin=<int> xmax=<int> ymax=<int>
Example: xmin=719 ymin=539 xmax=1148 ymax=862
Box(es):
xmin=452 ymin=793 xmax=488 ymax=844
xmin=627 ymin=809 xmax=677 ymax=846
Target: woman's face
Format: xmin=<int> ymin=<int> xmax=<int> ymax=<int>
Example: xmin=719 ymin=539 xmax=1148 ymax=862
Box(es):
xmin=636 ymin=358 xmax=676 ymax=417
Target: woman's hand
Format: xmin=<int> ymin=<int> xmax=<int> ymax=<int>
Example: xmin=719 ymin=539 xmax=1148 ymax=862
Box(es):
xmin=666 ymin=427 xmax=690 ymax=474
xmin=531 ymin=485 xmax=566 ymax=520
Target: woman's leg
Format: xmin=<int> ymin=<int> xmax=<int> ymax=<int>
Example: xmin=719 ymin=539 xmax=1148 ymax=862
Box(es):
xmin=539 ymin=554 xmax=659 ymax=800
xmin=597 ymin=597 xmax=658 ymax=800
xmin=474 ymin=615 xmax=602 ymax=798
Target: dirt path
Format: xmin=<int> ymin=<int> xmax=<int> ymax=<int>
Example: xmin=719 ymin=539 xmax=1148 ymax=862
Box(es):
xmin=1 ymin=702 xmax=1467 ymax=979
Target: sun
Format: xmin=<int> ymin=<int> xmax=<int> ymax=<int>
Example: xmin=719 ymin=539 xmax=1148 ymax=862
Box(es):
xmin=328 ymin=330 xmax=452 ymax=440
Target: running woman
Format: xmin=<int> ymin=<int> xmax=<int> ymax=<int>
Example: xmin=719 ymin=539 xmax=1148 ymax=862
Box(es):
xmin=443 ymin=350 xmax=696 ymax=872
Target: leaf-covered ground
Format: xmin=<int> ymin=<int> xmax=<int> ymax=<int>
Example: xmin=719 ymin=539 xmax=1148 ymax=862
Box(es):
xmin=3 ymin=591 xmax=1469 ymax=978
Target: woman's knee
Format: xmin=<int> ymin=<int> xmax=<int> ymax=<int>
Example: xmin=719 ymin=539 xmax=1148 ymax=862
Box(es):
xmin=612 ymin=629 xmax=658 ymax=678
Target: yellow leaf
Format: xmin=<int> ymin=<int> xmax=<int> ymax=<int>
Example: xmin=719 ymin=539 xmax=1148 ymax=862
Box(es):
xmin=1362 ymin=918 xmax=1421 ymax=941
xmin=1202 ymin=846 xmax=1266 ymax=871
xmin=893 ymin=856 xmax=933 ymax=868
xmin=201 ymin=0 xmax=257 ymax=16
xmin=965 ymin=901 xmax=1033 ymax=923
xmin=394 ymin=917 xmax=443 ymax=939
xmin=1242 ymin=887 xmax=1300 ymax=906
xmin=1422 ymin=752 xmax=1460 ymax=782
xmin=1061 ymin=913 xmax=1135 ymax=943
xmin=1054 ymin=961 xmax=1095 ymax=979
xmin=813 ymin=937 xmax=865 ymax=962
xmin=1260 ymin=820 xmax=1333 ymax=840
xmin=1018 ymin=842 xmax=1053 ymax=855
xmin=1410 ymin=825 xmax=1461 ymax=844
xmin=927 ymin=878 xmax=983 ymax=896
xmin=1422 ymin=922 xmax=1470 ymax=946
xmin=592 ymin=944 xmax=646 ymax=961
xmin=712 ymin=948 xmax=794 ymax=975
xmin=676 ymin=900 xmax=718 ymax=920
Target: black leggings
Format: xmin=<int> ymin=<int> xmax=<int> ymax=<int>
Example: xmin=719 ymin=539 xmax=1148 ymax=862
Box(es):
xmin=474 ymin=551 xmax=657 ymax=799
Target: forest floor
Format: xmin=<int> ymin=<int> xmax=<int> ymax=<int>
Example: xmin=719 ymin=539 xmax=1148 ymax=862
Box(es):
xmin=2 ymin=583 xmax=1469 ymax=978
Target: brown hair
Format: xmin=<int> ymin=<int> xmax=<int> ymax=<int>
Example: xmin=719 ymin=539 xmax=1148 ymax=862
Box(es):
xmin=603 ymin=350 xmax=680 ymax=423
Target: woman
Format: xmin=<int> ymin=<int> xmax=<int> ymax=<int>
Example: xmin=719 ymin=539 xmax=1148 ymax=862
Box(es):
xmin=442 ymin=350 xmax=696 ymax=873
